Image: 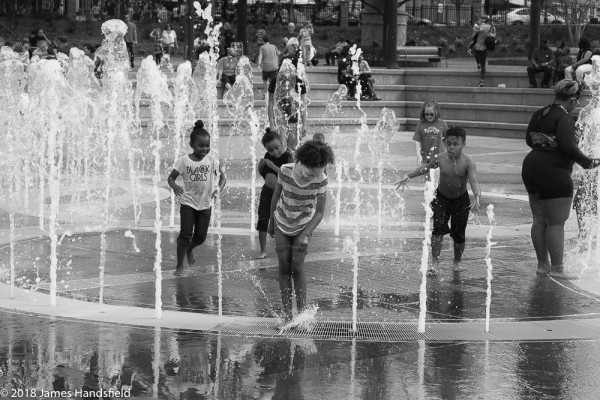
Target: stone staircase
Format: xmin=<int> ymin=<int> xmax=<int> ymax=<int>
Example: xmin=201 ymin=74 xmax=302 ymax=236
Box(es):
xmin=136 ymin=65 xmax=580 ymax=138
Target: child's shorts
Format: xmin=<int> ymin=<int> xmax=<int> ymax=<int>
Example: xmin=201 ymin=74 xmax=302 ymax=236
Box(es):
xmin=431 ymin=190 xmax=470 ymax=243
xmin=274 ymin=226 xmax=310 ymax=255
xmin=256 ymin=185 xmax=275 ymax=232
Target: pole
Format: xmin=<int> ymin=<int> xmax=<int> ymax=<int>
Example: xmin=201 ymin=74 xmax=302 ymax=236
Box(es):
xmin=237 ymin=0 xmax=248 ymax=55
xmin=384 ymin=0 xmax=399 ymax=69
xmin=187 ymin=0 xmax=194 ymax=61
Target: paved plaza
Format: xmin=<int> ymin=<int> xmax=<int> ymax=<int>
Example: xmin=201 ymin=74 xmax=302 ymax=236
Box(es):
xmin=2 ymin=60 xmax=600 ymax=398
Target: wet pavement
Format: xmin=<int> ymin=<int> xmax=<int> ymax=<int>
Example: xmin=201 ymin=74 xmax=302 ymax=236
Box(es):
xmin=1 ymin=126 xmax=600 ymax=398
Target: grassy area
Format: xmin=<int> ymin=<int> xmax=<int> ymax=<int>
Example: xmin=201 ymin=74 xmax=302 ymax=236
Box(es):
xmin=2 ymin=16 xmax=600 ymax=60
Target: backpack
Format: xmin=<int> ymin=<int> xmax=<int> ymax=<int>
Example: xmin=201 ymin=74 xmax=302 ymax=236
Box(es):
xmin=484 ymin=27 xmax=497 ymax=51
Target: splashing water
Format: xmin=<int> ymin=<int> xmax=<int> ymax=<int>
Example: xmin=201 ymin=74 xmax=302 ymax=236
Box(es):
xmin=570 ymin=55 xmax=600 ymax=278
xmin=325 ymin=85 xmax=348 ymax=117
xmin=418 ymin=170 xmax=436 ymax=333
xmin=369 ymin=108 xmax=398 ymax=234
xmin=278 ymin=304 xmax=318 ymax=332
xmin=274 ymin=59 xmax=301 ymax=150
xmin=136 ymin=55 xmax=173 ymax=319
xmin=224 ymin=56 xmax=254 ymax=116
xmin=484 ymin=204 xmax=496 ymax=332
xmin=171 ymin=61 xmax=196 ymax=227
xmin=124 ymin=230 xmax=141 ymax=253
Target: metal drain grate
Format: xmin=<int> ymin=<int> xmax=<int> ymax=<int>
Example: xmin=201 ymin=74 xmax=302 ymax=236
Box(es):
xmin=212 ymin=319 xmax=431 ymax=341
xmin=210 ymin=318 xmax=600 ymax=341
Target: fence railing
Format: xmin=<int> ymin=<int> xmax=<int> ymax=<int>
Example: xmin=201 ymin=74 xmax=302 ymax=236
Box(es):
xmin=406 ymin=6 xmax=475 ymax=27
xmin=406 ymin=5 xmax=569 ymax=27
xmin=213 ymin=2 xmax=345 ymax=26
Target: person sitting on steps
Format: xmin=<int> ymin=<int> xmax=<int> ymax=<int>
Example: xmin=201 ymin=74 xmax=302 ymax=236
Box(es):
xmin=527 ymin=39 xmax=554 ymax=88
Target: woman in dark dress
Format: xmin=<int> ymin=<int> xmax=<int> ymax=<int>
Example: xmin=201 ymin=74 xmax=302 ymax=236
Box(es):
xmin=521 ymin=80 xmax=600 ymax=278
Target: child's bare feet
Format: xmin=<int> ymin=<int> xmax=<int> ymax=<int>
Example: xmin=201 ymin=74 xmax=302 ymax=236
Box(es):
xmin=427 ymin=259 xmax=439 ymax=276
xmin=535 ymin=260 xmax=550 ymax=275
xmin=186 ymin=248 xmax=195 ymax=265
xmin=173 ymin=266 xmax=184 ymax=277
xmin=453 ymin=260 xmax=462 ymax=271
xmin=257 ymin=251 xmax=267 ymax=259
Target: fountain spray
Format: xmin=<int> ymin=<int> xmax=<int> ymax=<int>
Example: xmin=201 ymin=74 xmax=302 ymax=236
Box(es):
xmin=171 ymin=61 xmax=196 ymax=227
xmin=194 ymin=0 xmax=224 ymax=316
xmin=135 ymin=55 xmax=173 ymax=319
xmin=418 ymin=170 xmax=436 ymax=333
xmin=485 ymin=204 xmax=495 ymax=333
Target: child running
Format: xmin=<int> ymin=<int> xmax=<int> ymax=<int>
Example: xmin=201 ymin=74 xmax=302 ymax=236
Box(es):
xmin=396 ymin=126 xmax=481 ymax=275
xmin=168 ymin=120 xmax=227 ymax=277
xmin=413 ymin=100 xmax=448 ymax=166
xmin=256 ymin=128 xmax=294 ymax=259
xmin=268 ymin=140 xmax=335 ymax=322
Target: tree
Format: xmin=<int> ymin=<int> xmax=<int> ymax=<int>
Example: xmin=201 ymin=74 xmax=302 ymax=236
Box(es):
xmin=529 ymin=0 xmax=541 ymax=59
xmin=557 ymin=0 xmax=596 ymax=46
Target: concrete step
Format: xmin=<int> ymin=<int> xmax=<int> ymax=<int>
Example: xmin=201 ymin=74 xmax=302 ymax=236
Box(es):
xmin=137 ymin=98 xmax=538 ymax=124
xmin=133 ymin=66 xmax=534 ymax=89
xmin=137 ymin=116 xmax=526 ymax=139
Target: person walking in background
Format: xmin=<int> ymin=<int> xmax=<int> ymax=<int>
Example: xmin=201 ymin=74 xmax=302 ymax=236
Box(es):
xmin=257 ymin=35 xmax=280 ymax=100
xmin=297 ymin=22 xmax=313 ymax=66
xmin=149 ymin=27 xmax=163 ymax=66
xmin=268 ymin=140 xmax=335 ymax=323
xmin=413 ymin=100 xmax=448 ymax=165
xmin=325 ymin=39 xmax=347 ymax=66
xmin=473 ymin=16 xmax=494 ymax=87
xmin=217 ymin=48 xmax=239 ymax=94
xmin=168 ymin=120 xmax=227 ymax=277
xmin=527 ymin=39 xmax=554 ymax=88
xmin=564 ymin=37 xmax=593 ymax=82
xmin=161 ymin=24 xmax=178 ymax=58
xmin=521 ymin=80 xmax=600 ymax=278
xmin=287 ymin=22 xmax=295 ymax=37
xmin=123 ymin=14 xmax=137 ymax=69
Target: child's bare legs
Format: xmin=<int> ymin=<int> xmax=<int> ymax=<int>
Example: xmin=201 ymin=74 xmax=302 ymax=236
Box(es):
xmin=277 ymin=251 xmax=294 ymax=321
xmin=275 ymin=229 xmax=294 ymax=321
xmin=430 ymin=234 xmax=443 ymax=275
xmin=174 ymin=241 xmax=188 ymax=277
xmin=453 ymin=241 xmax=465 ymax=270
xmin=258 ymin=230 xmax=268 ymax=259
xmin=540 ymin=197 xmax=571 ymax=275
xmin=175 ymin=207 xmax=211 ymax=276
xmin=528 ymin=194 xmax=550 ymax=274
xmin=290 ymin=243 xmax=308 ymax=313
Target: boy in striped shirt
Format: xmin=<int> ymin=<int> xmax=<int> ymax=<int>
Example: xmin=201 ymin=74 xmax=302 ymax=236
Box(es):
xmin=268 ymin=140 xmax=335 ymax=323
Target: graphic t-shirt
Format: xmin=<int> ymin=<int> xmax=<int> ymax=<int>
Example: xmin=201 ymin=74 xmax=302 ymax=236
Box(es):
xmin=274 ymin=163 xmax=328 ymax=235
xmin=173 ymin=154 xmax=218 ymax=210
xmin=412 ymin=119 xmax=448 ymax=162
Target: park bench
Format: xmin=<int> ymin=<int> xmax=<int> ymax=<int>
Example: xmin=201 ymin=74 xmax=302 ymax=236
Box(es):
xmin=396 ymin=46 xmax=447 ymax=67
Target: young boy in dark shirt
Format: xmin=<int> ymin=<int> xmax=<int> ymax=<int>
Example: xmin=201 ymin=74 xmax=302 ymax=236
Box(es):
xmin=396 ymin=126 xmax=481 ymax=275
xmin=256 ymin=128 xmax=294 ymax=258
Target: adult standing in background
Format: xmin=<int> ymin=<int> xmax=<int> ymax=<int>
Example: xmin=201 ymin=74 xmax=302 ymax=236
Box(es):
xmin=473 ymin=16 xmax=493 ymax=87
xmin=527 ymin=39 xmax=554 ymax=88
xmin=297 ymin=21 xmax=313 ymax=66
xmin=161 ymin=24 xmax=178 ymax=58
xmin=123 ymin=14 xmax=137 ymax=69
xmin=521 ymin=80 xmax=600 ymax=278
xmin=257 ymin=35 xmax=280 ymax=100
xmin=286 ymin=22 xmax=295 ymax=37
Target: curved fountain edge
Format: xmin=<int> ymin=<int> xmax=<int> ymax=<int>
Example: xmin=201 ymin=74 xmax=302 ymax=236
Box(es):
xmin=3 ymin=282 xmax=600 ymax=342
